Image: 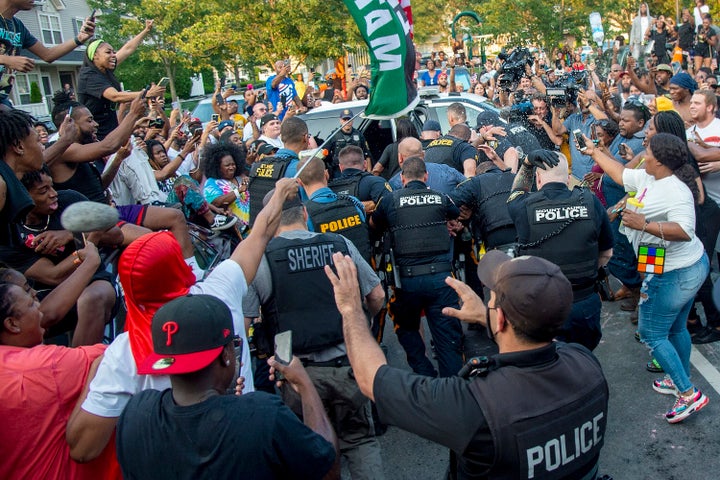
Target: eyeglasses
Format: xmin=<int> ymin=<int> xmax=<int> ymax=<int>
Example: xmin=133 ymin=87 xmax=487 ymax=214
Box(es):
xmin=611 ymin=69 xmax=622 ymax=73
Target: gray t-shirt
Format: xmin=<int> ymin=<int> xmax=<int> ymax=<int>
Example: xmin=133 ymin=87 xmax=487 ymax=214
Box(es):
xmin=243 ymin=229 xmax=380 ymax=361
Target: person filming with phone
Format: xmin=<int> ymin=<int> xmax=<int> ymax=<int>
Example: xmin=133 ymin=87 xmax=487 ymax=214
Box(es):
xmin=242 ymin=185 xmax=386 ymax=479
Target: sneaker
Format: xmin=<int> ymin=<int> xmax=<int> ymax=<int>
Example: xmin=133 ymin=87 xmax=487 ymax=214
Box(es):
xmin=653 ymin=376 xmax=678 ymax=396
xmin=646 ymin=358 xmax=664 ymax=373
xmin=210 ymin=214 xmax=238 ymax=231
xmin=665 ymin=389 xmax=709 ymax=423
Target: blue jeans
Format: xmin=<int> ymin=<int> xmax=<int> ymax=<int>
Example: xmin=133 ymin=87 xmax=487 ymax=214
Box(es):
xmin=638 ymin=254 xmax=709 ymax=393
xmin=557 ymin=293 xmax=602 ymax=351
xmin=608 ymin=218 xmax=643 ymax=289
xmin=389 ymin=273 xmax=464 ymax=377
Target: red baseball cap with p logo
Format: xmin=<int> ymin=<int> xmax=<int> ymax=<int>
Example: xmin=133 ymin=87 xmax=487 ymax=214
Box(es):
xmin=137 ymin=294 xmax=234 ymax=375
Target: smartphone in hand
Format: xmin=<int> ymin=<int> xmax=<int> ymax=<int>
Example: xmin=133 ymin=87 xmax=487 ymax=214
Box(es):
xmin=274 ymin=331 xmax=292 ymax=366
xmin=572 ymin=129 xmax=587 ymax=152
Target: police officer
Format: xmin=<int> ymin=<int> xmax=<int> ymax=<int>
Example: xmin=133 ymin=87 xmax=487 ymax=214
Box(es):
xmin=329 ymin=145 xmax=392 ymax=214
xmin=297 ymin=154 xmax=372 ymax=262
xmin=326 ymin=109 xmax=372 ymax=179
xmin=370 ymin=157 xmax=463 ymax=377
xmin=242 ymin=193 xmax=386 ymax=480
xmin=247 ymin=117 xmax=309 ymax=226
xmin=389 ymin=138 xmax=465 ymax=194
xmin=450 ymin=157 xmax=517 ymax=253
xmin=326 ymin=251 xmax=609 ymax=480
xmin=507 ymin=150 xmax=613 ymax=351
xmin=475 ymin=110 xmax=542 ymax=173
xmin=424 ymin=123 xmax=478 ymax=177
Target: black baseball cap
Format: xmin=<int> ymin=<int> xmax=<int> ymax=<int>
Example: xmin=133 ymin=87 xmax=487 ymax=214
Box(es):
xmin=340 ymin=109 xmax=353 ymax=119
xmin=260 ymin=113 xmax=279 ymax=128
xmin=422 ymin=120 xmax=441 ymax=132
xmin=138 ymin=294 xmax=234 ymax=375
xmin=477 ymin=251 xmax=572 ymax=341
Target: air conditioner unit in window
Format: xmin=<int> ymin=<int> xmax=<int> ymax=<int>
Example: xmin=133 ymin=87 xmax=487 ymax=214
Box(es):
xmin=48 ymin=0 xmax=66 ymax=10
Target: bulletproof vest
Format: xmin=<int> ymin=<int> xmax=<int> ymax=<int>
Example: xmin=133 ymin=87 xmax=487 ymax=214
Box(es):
xmin=518 ymin=188 xmax=599 ymax=285
xmin=263 ymin=234 xmax=349 ymax=354
xmin=247 ymin=156 xmax=293 ymax=227
xmin=328 ymin=171 xmax=372 ymax=198
xmin=305 ymin=195 xmax=372 ymax=262
xmin=468 ymin=343 xmax=608 ymax=480
xmin=332 ymin=130 xmax=362 ymax=162
xmin=471 ymin=171 xmax=516 ymax=238
xmin=424 ymin=134 xmax=464 ymax=168
xmin=389 ymin=188 xmax=450 ymax=259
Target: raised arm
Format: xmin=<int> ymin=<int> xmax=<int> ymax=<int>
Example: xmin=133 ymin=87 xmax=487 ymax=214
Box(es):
xmin=116 ymin=20 xmax=154 ymax=66
xmin=27 ymin=15 xmax=95 ymax=63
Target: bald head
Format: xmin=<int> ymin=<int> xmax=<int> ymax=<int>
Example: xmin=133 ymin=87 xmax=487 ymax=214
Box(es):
xmin=448 ymin=124 xmax=471 ymax=141
xmin=536 ymin=152 xmax=569 ymax=186
xmin=398 ymin=137 xmax=424 ymax=166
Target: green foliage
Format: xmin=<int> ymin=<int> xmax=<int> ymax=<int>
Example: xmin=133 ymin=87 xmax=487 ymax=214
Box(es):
xmin=29 ymin=81 xmax=42 ymax=103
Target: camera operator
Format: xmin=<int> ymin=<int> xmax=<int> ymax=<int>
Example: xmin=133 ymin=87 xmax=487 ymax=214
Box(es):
xmin=527 ymin=94 xmax=563 ymax=150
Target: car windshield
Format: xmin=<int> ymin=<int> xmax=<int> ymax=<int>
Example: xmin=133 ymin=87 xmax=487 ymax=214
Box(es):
xmin=191 ymin=102 xmax=215 ymax=123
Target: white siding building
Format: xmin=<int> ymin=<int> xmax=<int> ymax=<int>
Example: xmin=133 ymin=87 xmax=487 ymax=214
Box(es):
xmin=13 ymin=0 xmax=92 ymax=117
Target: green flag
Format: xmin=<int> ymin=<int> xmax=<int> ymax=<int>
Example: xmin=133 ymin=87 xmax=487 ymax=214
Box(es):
xmin=343 ymin=0 xmax=419 ymax=119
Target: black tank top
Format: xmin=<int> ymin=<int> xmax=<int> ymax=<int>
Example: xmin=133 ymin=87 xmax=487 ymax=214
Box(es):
xmin=53 ymin=162 xmax=107 ymax=203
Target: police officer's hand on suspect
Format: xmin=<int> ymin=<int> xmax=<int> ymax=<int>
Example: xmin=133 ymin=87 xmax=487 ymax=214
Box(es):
xmin=523 ymin=150 xmax=560 ymax=170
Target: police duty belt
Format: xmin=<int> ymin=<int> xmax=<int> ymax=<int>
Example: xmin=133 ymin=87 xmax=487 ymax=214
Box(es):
xmin=389 ymin=220 xmax=448 ymax=232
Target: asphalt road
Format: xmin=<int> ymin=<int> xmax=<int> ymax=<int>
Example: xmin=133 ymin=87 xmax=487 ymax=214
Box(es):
xmin=360 ymin=291 xmax=720 ymax=480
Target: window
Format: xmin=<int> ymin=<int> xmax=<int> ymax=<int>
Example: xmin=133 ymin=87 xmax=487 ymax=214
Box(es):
xmin=14 ymin=73 xmax=42 ymax=105
xmin=73 ymin=17 xmax=84 ymax=36
xmin=38 ymin=13 xmax=63 ymax=45
xmin=48 ymin=0 xmax=66 ymax=10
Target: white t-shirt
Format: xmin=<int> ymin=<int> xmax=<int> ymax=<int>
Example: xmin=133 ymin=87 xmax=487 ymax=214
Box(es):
xmin=243 ymin=119 xmax=261 ymax=142
xmin=622 ymin=169 xmax=704 ymax=272
xmin=259 ymin=135 xmax=284 ymax=149
xmin=82 ymin=260 xmax=252 ymax=417
xmin=687 ymin=119 xmax=720 ymax=205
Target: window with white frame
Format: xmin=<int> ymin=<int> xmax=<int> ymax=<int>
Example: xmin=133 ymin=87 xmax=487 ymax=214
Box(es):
xmin=73 ymin=17 xmax=84 ymax=36
xmin=38 ymin=13 xmax=63 ymax=45
xmin=14 ymin=73 xmax=42 ymax=105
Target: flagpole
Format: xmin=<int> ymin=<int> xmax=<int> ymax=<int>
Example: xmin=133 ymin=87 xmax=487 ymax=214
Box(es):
xmin=293 ymin=110 xmax=364 ymax=179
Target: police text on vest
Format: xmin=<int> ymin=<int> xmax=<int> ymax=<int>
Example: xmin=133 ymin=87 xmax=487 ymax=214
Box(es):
xmin=526 ymin=412 xmax=603 ymax=478
xmin=534 ymin=205 xmax=588 ymax=222
xmin=399 ymin=194 xmax=442 ymax=207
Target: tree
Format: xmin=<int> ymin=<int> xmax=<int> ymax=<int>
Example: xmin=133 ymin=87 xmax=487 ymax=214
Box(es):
xmin=29 ymin=81 xmax=42 ymax=103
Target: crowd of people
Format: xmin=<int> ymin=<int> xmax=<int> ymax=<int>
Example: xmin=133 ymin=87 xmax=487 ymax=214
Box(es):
xmin=1 ymin=1 xmax=719 ymax=478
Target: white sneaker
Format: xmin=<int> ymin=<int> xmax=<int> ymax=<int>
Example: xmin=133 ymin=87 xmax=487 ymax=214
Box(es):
xmin=210 ymin=214 xmax=238 ymax=231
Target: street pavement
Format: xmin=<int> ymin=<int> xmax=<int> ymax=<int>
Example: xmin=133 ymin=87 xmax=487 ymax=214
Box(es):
xmin=365 ymin=290 xmax=720 ymax=480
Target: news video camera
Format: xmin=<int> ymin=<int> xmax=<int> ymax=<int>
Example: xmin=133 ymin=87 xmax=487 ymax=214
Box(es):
xmin=546 ymin=70 xmax=588 ymax=107
xmin=496 ymin=47 xmax=533 ymax=91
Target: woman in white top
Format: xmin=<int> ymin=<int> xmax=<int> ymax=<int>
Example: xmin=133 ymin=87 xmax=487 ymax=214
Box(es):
xmin=586 ymin=132 xmax=709 ymax=424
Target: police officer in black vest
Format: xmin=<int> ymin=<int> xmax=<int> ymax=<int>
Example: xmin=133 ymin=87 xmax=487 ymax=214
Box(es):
xmin=326 ymin=251 xmax=609 ymax=480
xmin=450 ymin=158 xmax=517 ymax=254
xmin=329 ymin=145 xmax=392 ymax=214
xmin=247 ymin=117 xmax=309 ymax=226
xmin=297 ymin=154 xmax=372 ymax=263
xmin=326 ymin=109 xmax=372 ymax=179
xmin=242 ymin=193 xmax=386 ymax=479
xmin=370 ymin=157 xmax=463 ymax=377
xmin=424 ymin=123 xmax=478 ymax=177
xmin=507 ymin=150 xmax=613 ymax=351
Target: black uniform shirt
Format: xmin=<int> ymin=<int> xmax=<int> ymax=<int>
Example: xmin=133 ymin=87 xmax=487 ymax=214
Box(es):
xmin=374 ymin=343 xmax=563 ymax=479
xmin=337 ymin=168 xmax=392 ymax=203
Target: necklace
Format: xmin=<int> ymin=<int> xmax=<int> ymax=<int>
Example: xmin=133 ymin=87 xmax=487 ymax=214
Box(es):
xmin=21 ymin=215 xmax=50 ymax=233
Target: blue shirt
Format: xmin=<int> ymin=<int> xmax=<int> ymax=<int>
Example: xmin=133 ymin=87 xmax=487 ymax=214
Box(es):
xmin=389 ymin=162 xmax=466 ymax=195
xmin=265 ymin=76 xmax=298 ymax=120
xmin=563 ymin=113 xmax=596 ymax=179
xmin=601 ymin=130 xmax=646 ymax=207
xmin=305 ymin=187 xmax=365 ymax=231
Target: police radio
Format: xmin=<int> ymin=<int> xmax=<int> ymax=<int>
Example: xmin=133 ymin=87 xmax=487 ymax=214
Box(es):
xmin=458 ymin=356 xmax=493 ymax=379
